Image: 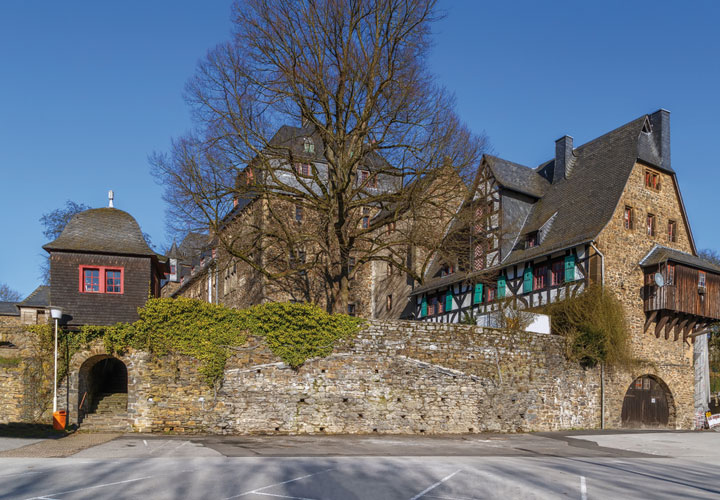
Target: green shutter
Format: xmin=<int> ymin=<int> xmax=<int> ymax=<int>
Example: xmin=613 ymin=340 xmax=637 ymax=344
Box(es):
xmin=497 ymin=276 xmax=506 ymax=298
xmin=445 ymin=290 xmax=453 ymax=311
xmin=564 ymin=255 xmax=576 ymax=282
xmin=421 ymin=296 xmax=427 ymax=317
xmin=523 ymin=267 xmax=533 ymax=293
xmin=473 ymin=283 xmax=483 ymax=304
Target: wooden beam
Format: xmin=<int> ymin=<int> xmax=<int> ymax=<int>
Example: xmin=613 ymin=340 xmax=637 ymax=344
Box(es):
xmin=655 ymin=312 xmax=669 ymax=338
xmin=675 ymin=315 xmax=688 ymax=342
xmin=683 ymin=318 xmax=698 ymax=343
xmin=644 ymin=311 xmax=658 ymax=334
xmin=665 ymin=315 xmax=679 ymax=340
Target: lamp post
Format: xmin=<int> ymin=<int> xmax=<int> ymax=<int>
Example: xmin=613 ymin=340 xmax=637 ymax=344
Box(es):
xmin=49 ymin=307 xmax=63 ymax=414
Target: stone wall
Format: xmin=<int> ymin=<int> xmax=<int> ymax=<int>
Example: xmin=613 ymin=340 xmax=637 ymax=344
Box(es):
xmin=66 ymin=320 xmax=603 ymax=434
xmin=596 ymin=162 xmax=696 ymax=429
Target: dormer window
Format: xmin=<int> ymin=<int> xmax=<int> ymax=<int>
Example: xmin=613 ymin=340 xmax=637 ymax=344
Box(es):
xmin=303 ymin=138 xmax=314 ymax=154
xmin=440 ymin=264 xmax=454 ymax=277
xmin=641 ymin=118 xmax=652 ymax=134
xmin=526 ymin=232 xmax=538 ymax=249
xmin=358 ymin=169 xmax=377 ymax=188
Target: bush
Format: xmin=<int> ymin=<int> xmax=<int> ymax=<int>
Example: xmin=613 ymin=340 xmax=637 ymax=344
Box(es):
xmin=544 ymin=285 xmax=634 ymax=368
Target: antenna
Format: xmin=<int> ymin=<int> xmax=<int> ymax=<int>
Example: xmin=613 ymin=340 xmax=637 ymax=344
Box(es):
xmin=108 ymin=190 xmax=114 ymax=208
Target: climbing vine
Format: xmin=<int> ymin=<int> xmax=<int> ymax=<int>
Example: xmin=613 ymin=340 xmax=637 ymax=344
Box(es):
xmin=75 ymin=298 xmax=364 ymax=386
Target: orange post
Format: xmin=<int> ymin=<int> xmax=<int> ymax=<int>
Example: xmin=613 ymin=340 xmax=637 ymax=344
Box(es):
xmin=52 ymin=410 xmax=67 ymax=431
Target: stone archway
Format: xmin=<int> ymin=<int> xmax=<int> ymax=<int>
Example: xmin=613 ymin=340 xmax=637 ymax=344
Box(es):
xmin=621 ymin=374 xmax=675 ymax=428
xmin=76 ymin=354 xmax=129 ymax=427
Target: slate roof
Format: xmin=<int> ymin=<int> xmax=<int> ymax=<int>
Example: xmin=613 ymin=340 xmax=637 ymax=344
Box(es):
xmin=640 ymin=245 xmax=720 ymax=274
xmin=43 ymin=208 xmax=157 ymax=257
xmin=18 ymin=285 xmax=50 ymax=308
xmin=485 ymin=155 xmax=550 ymax=198
xmin=0 ymin=302 xmax=19 ymax=316
xmin=177 ymin=232 xmax=209 ymax=261
xmin=414 ymin=111 xmax=685 ymax=294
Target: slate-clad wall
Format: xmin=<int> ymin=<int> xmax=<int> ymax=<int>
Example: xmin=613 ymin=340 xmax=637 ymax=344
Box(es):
xmin=65 ymin=320 xmax=605 ymax=434
xmin=50 ymin=251 xmax=152 ymax=326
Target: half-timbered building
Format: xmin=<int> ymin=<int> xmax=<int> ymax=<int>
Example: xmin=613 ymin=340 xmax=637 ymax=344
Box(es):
xmin=410 ymin=109 xmax=719 ymax=428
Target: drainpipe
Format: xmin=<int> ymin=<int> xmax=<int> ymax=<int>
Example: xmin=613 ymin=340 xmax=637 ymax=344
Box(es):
xmin=590 ymin=242 xmax=606 ymax=429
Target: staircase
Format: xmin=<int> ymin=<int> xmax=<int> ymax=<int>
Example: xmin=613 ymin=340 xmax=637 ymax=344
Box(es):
xmin=80 ymin=393 xmax=130 ymax=432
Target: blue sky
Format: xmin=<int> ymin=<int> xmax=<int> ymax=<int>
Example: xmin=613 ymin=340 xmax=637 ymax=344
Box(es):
xmin=1 ymin=1 xmax=719 ymax=298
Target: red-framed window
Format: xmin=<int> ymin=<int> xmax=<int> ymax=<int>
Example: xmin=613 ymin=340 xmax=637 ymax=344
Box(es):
xmin=79 ymin=266 xmax=124 ymax=294
xmin=296 ymin=163 xmax=311 ymax=176
xmin=666 ymin=264 xmax=675 ymax=286
xmin=358 ymin=169 xmax=377 ymax=188
xmin=534 ymin=265 xmax=548 ymax=290
xmin=623 ymin=206 xmax=634 ymax=230
xmin=646 ymin=213 xmax=656 ymax=237
xmin=644 ymin=170 xmax=660 ymax=191
xmin=485 ymin=285 xmax=496 ymax=302
xmin=667 ymin=220 xmax=677 ymax=243
xmin=551 ymin=260 xmax=564 ymax=286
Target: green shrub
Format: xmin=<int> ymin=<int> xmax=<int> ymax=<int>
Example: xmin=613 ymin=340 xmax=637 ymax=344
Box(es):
xmin=544 ymin=285 xmax=634 ymax=369
xmin=0 ymin=357 xmax=21 ymax=368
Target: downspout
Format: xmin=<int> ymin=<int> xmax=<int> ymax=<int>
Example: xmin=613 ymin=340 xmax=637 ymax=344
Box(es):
xmin=590 ymin=241 xmax=606 ymax=429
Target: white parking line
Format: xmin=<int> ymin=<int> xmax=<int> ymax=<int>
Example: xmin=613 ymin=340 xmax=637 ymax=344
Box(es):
xmin=253 ymin=493 xmax=318 ymax=500
xmin=26 ymin=475 xmax=156 ymax=499
xmin=580 ymin=476 xmax=587 ymax=500
xmin=410 ymin=469 xmax=462 ymax=500
xmin=223 ymin=468 xmax=334 ymax=499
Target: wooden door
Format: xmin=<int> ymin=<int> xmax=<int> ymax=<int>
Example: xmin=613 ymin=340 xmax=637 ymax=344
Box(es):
xmin=621 ymin=376 xmax=670 ymax=427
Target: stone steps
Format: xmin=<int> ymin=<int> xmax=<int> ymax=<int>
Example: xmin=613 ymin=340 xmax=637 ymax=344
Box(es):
xmin=80 ymin=392 xmax=130 ymax=432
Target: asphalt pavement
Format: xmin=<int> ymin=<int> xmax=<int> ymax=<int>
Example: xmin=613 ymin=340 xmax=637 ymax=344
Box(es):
xmin=1 ymin=431 xmax=718 ymax=499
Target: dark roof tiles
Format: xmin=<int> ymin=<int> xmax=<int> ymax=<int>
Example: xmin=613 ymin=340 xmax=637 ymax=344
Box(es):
xmin=18 ymin=285 xmax=50 ymax=308
xmin=640 ymin=245 xmax=720 ymax=274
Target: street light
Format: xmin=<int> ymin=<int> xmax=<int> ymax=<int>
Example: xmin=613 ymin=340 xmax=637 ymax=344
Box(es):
xmin=49 ymin=306 xmax=63 ymax=414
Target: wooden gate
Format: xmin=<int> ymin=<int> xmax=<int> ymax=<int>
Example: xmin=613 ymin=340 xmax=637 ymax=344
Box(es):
xmin=621 ymin=376 xmax=670 ymax=427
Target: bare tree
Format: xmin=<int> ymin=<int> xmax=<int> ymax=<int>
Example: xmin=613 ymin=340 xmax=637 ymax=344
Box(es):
xmin=0 ymin=283 xmax=21 ymax=302
xmin=152 ymin=0 xmax=488 ymax=312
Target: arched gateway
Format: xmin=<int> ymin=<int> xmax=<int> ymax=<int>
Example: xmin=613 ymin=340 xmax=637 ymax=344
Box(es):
xmin=75 ymin=354 xmax=129 ymax=429
xmin=621 ymin=375 xmax=674 ymax=428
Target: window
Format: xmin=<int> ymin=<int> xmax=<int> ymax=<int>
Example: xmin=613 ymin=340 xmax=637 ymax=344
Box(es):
xmin=486 ymin=285 xmax=496 ymax=302
xmin=387 ymin=222 xmax=396 ymax=234
xmin=666 ymin=264 xmax=675 ymax=286
xmin=440 ymin=264 xmax=454 ymax=277
xmin=699 ymin=271 xmax=706 ymax=288
xmin=170 ymin=264 xmax=176 ymax=275
xmin=303 ymin=137 xmax=314 ymax=154
xmin=358 ymin=169 xmax=377 ymax=188
xmin=347 ymin=303 xmax=356 ymax=316
xmin=245 ymin=168 xmax=254 ymax=185
xmin=295 ymin=205 xmax=304 ymax=223
xmin=348 ymin=257 xmax=356 ymax=277
xmin=623 ymin=206 xmax=634 ymax=230
xmin=644 ymin=170 xmax=661 ymax=191
xmin=534 ymin=265 xmax=548 ymax=290
xmin=79 ymin=266 xmax=123 ymax=294
xmin=289 ymin=249 xmax=306 ymax=270
xmin=667 ymin=220 xmax=677 ymax=243
xmin=526 ymin=232 xmax=538 ymax=249
xmin=83 ymin=268 xmax=100 ymax=292
xmin=296 ymin=163 xmax=311 ymax=176
xmin=362 ymin=207 xmax=370 ymax=229
xmin=551 ymin=260 xmax=564 ymax=286
xmin=386 ymin=294 xmax=393 ymax=311
xmin=387 ymin=263 xmax=393 ymax=277
xmin=646 ymin=213 xmax=656 ymax=237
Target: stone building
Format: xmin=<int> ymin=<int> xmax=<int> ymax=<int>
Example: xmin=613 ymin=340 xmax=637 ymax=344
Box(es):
xmin=164 ymin=124 xmax=413 ymax=318
xmin=412 ymin=109 xmax=720 ymax=429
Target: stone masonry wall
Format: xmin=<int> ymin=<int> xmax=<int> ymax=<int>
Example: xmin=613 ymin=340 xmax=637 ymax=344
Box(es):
xmin=66 ymin=320 xmax=603 ymax=434
xmin=596 ymin=162 xmax=696 ymax=429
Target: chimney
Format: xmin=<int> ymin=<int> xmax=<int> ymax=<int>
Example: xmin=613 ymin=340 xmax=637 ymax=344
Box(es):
xmin=649 ymin=109 xmax=671 ymax=172
xmin=554 ymin=136 xmax=574 ymax=182
xmin=108 ymin=190 xmax=114 ymax=208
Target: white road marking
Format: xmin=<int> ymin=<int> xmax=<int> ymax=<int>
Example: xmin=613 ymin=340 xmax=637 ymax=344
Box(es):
xmin=254 ymin=493 xmax=318 ymax=500
xmin=223 ymin=468 xmax=334 ymax=499
xmin=143 ymin=439 xmax=148 ymax=447
xmin=425 ymin=494 xmax=479 ymax=500
xmin=149 ymin=439 xmax=173 ymax=454
xmin=0 ymin=471 xmax=42 ymax=477
xmin=580 ymin=476 xmax=587 ymax=500
xmin=25 ymin=475 xmax=155 ymax=499
xmin=410 ymin=469 xmax=462 ymax=500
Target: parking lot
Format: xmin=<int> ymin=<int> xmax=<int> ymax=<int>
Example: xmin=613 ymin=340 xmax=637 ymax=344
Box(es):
xmin=1 ymin=431 xmax=719 ymax=499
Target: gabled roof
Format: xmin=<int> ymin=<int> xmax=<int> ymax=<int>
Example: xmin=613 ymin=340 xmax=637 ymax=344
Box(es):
xmin=18 ymin=285 xmax=50 ymax=308
xmin=43 ymin=208 xmax=157 ymax=257
xmin=0 ymin=302 xmax=19 ymax=316
xmin=498 ymin=115 xmax=648 ymax=267
xmin=485 ymin=155 xmax=550 ymax=198
xmin=640 ymin=245 xmax=720 ymax=274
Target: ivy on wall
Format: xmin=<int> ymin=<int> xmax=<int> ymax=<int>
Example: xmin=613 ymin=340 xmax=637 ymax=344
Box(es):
xmin=76 ymin=298 xmax=364 ymax=386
